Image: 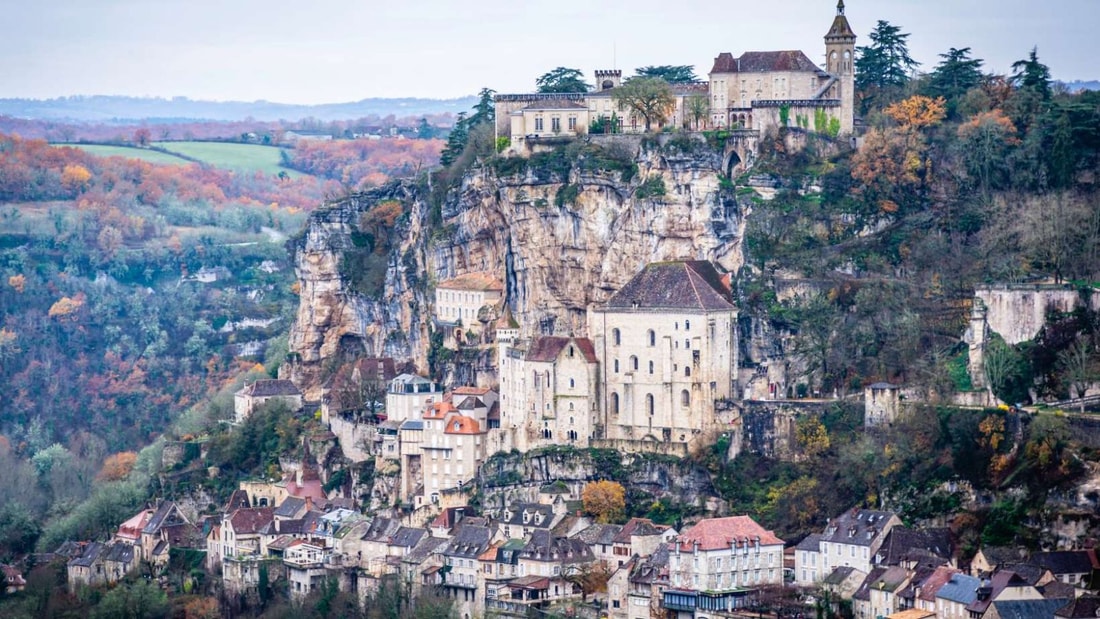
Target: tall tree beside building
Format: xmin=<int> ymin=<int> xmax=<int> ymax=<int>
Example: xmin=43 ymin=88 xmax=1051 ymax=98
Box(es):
xmin=611 ymin=77 xmax=676 ymax=131
xmin=855 ymin=20 xmax=919 ymax=113
xmin=633 ymin=65 xmax=698 ymax=84
xmin=924 ymin=47 xmax=984 ymax=115
xmin=536 ymin=67 xmax=591 ymax=93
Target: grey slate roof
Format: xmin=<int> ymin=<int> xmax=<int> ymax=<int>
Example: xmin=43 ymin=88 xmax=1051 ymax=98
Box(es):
xmin=990 ymin=598 xmax=1073 ymax=619
xmin=143 ymin=501 xmax=187 ymax=535
xmin=823 ymin=565 xmax=857 ymax=585
xmin=391 ymin=527 xmax=427 ymax=549
xmin=1056 ymin=596 xmax=1100 ymax=618
xmin=821 ymin=509 xmax=896 ymax=548
xmin=574 ymin=524 xmax=623 ymax=546
xmin=603 ymin=261 xmax=734 ymax=312
xmin=443 ymin=525 xmax=492 ymax=559
xmin=273 ymin=497 xmax=307 ymax=519
xmin=875 ymin=526 xmax=953 ymax=566
xmin=710 ymin=50 xmax=822 ymax=74
xmin=68 ymin=542 xmax=104 ymax=568
xmin=239 ymin=379 xmax=300 ymax=397
xmin=796 ymin=533 xmax=823 ymax=551
xmin=1030 ymin=551 xmax=1095 ymax=576
xmin=936 ymin=573 xmax=982 ymax=604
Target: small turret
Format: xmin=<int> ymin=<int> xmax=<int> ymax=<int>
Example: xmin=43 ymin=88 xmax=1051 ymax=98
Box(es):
xmin=594 ymin=69 xmax=622 ymax=91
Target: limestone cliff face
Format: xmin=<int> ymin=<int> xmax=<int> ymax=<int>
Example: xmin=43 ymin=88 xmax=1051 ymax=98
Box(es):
xmin=285 ymin=135 xmax=747 ymax=396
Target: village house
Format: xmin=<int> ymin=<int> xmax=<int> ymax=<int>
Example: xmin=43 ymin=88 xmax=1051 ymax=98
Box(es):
xmin=852 ymin=565 xmax=911 ymax=619
xmin=794 ymin=508 xmax=902 ymax=587
xmin=66 ymin=541 xmax=137 ymax=592
xmin=589 ymin=261 xmax=738 ymax=453
xmin=498 ymin=335 xmax=600 ymax=451
xmin=234 ymin=379 xmax=303 ymax=423
xmin=2 ymin=563 xmax=25 ymax=594
xmin=609 ymin=544 xmax=671 ymax=619
xmin=385 ymin=373 xmax=444 ymax=423
xmin=665 ymin=515 xmax=785 ymax=616
xmin=434 ymin=272 xmax=505 ymax=348
xmin=284 ymin=540 xmax=330 ymax=601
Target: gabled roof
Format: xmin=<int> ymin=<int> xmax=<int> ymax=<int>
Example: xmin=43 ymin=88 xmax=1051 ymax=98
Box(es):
xmin=796 ymin=533 xmax=824 ymax=551
xmin=823 ymin=565 xmax=858 ymax=585
xmin=876 ymin=526 xmax=953 ymax=565
xmin=853 ymin=567 xmax=886 ymax=601
xmin=936 ymin=573 xmax=982 ymax=604
xmin=224 ymin=489 xmax=251 ymax=512
xmin=1056 ymin=596 xmax=1100 ymax=618
xmin=500 ymin=503 xmax=555 ymax=528
xmin=614 ymin=517 xmax=668 ymax=543
xmin=391 ymin=527 xmax=427 ymax=549
xmin=525 ymin=337 xmax=599 ymax=364
xmin=967 ymin=571 xmax=1034 ymax=614
xmin=821 ymin=509 xmax=897 ymax=548
xmin=443 ymin=525 xmax=492 ymax=559
xmin=238 ymin=379 xmax=300 ymax=398
xmin=68 ymin=542 xmax=105 ymax=568
xmin=117 ymin=509 xmax=154 ymax=541
xmin=710 ymin=50 xmax=822 ymax=74
xmin=990 ymin=598 xmax=1073 ymax=619
xmin=915 ymin=566 xmax=961 ymax=602
xmin=143 ymin=501 xmax=188 ymax=535
xmin=870 ymin=565 xmax=911 ymax=592
xmin=1001 ymin=562 xmax=1053 ymax=586
xmin=361 ymin=517 xmax=402 ymax=543
xmin=575 ymin=524 xmax=623 ymax=546
xmin=603 ymin=261 xmax=734 ymax=312
xmin=1030 ymin=550 xmax=1095 ymax=575
xmin=443 ymin=414 xmax=482 ymax=435
xmin=274 ymin=497 xmax=307 ymax=519
xmin=227 ymin=508 xmax=274 ymax=535
xmin=629 ymin=543 xmax=671 ymax=585
xmin=675 ymin=515 xmax=783 ymax=552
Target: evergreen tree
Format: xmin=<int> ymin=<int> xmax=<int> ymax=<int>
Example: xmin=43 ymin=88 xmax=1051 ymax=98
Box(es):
xmin=439 ymin=112 xmax=469 ymax=168
xmin=468 ymin=88 xmax=496 ymax=128
xmin=925 ymin=47 xmax=984 ymax=112
xmin=855 ymin=20 xmax=919 ymax=113
xmin=633 ymin=65 xmax=698 ymax=83
xmin=535 ymin=67 xmax=591 ymax=93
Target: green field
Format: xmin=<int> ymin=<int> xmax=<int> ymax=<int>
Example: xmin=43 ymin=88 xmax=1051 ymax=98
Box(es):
xmin=152 ymin=142 xmax=304 ymax=177
xmin=66 ymin=144 xmax=193 ymax=166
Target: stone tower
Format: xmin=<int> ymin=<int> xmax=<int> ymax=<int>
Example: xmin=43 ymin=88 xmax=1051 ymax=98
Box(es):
xmin=824 ymin=0 xmax=857 ymax=134
xmin=594 ymin=69 xmax=622 ymax=91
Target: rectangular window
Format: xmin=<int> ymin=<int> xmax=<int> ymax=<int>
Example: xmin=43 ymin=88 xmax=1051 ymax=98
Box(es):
xmin=551 ymin=117 xmax=561 ymax=132
xmin=568 ymin=117 xmax=577 ymax=130
xmin=534 ymin=117 xmax=543 ymax=132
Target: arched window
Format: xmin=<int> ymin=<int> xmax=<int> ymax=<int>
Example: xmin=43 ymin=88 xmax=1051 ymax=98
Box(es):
xmin=568 ymin=402 xmax=574 ymax=411
xmin=569 ymin=378 xmax=575 ymax=389
xmin=685 ymin=367 xmax=691 ymax=377
xmin=684 ymin=320 xmax=690 ymax=331
xmin=681 ymin=390 xmax=690 ymax=407
xmin=630 ymin=356 xmax=639 ymax=371
xmin=613 ymin=359 xmax=620 ymax=373
xmin=612 ymin=328 xmax=621 ymax=346
xmin=646 ymin=394 xmax=655 ymax=416
xmin=647 ymin=330 xmax=656 ymax=347
xmin=611 ymin=393 xmax=620 ymax=415
xmin=569 ymin=416 xmax=574 ymax=425
xmin=648 ymin=360 xmax=654 ymax=374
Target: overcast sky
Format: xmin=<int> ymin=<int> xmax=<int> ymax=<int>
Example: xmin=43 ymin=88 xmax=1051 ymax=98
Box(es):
xmin=2 ymin=0 xmax=1097 ymax=104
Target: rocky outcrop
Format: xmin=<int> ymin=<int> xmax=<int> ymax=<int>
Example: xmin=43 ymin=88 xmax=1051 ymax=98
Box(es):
xmin=285 ymin=135 xmax=748 ymax=397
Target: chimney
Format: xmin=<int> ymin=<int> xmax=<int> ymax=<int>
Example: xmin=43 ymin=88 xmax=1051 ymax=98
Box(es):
xmin=305 ymin=496 xmax=313 ymax=513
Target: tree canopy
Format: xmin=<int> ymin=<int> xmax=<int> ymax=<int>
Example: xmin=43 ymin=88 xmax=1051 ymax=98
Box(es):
xmin=855 ymin=20 xmax=919 ymax=112
xmin=924 ymin=47 xmax=984 ymax=113
xmin=536 ymin=67 xmax=591 ymax=93
xmin=611 ymin=77 xmax=676 ymax=132
xmin=633 ymin=65 xmax=698 ymax=84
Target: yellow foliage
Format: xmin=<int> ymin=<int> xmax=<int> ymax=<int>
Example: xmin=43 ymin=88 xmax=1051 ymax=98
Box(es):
xmin=8 ymin=274 xmax=26 ymax=293
xmin=582 ymin=480 xmax=626 ymax=524
xmin=290 ymin=281 xmax=301 ymax=295
xmin=252 ymin=363 xmax=266 ymax=373
xmin=48 ymin=294 xmax=85 ymax=318
xmin=884 ymin=95 xmax=947 ymax=130
xmin=61 ymin=164 xmax=92 ymax=193
xmin=958 ymin=109 xmax=1019 ymax=144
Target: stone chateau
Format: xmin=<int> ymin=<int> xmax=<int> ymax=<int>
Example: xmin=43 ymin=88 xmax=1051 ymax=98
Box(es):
xmin=494 ymin=0 xmax=857 ymax=151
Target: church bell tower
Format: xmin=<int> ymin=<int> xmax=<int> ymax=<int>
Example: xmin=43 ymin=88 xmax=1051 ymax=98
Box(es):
xmin=824 ymin=0 xmax=857 ymax=134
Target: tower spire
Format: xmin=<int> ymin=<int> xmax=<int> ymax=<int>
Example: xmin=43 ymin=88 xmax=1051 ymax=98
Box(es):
xmin=837 ymin=0 xmax=845 ymax=15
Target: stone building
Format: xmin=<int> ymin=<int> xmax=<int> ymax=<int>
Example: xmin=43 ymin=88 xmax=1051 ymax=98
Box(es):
xmin=794 ymin=508 xmax=902 ymax=587
xmin=434 ymin=272 xmax=504 ymax=348
xmin=498 ymin=336 xmax=600 ymax=452
xmin=588 ymin=261 xmax=737 ymax=452
xmin=385 ymin=374 xmax=444 ymax=423
xmin=494 ymin=1 xmax=856 ymax=146
xmin=234 ymin=379 xmax=303 ymax=423
xmin=865 ymin=382 xmax=901 ymax=427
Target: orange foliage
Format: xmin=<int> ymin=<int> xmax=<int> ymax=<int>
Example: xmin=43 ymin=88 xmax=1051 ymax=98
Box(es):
xmin=958 ymin=109 xmax=1019 ymax=143
xmin=48 ymin=293 xmax=86 ymax=318
xmin=884 ymin=95 xmax=947 ymax=130
xmin=8 ymin=274 xmax=25 ymax=293
xmin=97 ymin=451 xmax=138 ymax=481
xmin=61 ymin=164 xmax=92 ymax=194
xmin=582 ymin=480 xmax=626 ymax=524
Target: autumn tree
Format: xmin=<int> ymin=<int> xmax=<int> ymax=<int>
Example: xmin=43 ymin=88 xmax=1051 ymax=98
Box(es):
xmin=582 ymin=480 xmax=626 ymax=523
xmin=536 ymin=67 xmax=591 ymax=93
xmin=612 ymin=77 xmax=675 ymax=131
xmin=7 ymin=274 xmax=25 ymax=293
xmin=957 ymin=109 xmax=1019 ymax=198
xmin=795 ymin=415 xmax=830 ymax=458
xmin=60 ymin=164 xmax=92 ymax=194
xmin=97 ymin=451 xmax=138 ymax=481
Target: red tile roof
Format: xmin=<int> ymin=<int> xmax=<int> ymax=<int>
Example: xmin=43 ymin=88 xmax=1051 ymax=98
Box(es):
xmin=444 ymin=415 xmax=482 ymax=435
xmin=228 ymin=508 xmax=274 ymax=535
xmin=676 ymin=516 xmax=783 ymax=552
xmin=525 ymin=337 xmax=598 ymax=364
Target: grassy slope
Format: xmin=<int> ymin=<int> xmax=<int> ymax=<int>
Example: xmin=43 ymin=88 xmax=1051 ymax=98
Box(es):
xmin=66 ymin=144 xmax=193 ymax=166
xmin=152 ymin=141 xmax=304 ymax=177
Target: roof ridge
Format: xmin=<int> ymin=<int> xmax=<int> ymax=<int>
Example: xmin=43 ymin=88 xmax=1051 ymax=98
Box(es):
xmin=685 ymin=264 xmax=705 ymax=309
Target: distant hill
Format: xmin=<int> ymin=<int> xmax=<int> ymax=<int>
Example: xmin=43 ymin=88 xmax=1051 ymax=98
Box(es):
xmin=1063 ymin=80 xmax=1100 ymax=93
xmin=0 ymin=95 xmax=479 ymax=123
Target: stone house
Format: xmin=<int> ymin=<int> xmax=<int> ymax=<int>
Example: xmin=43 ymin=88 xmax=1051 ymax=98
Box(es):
xmin=609 ymin=544 xmax=670 ymax=619
xmin=852 ymin=565 xmax=911 ymax=619
xmin=664 ymin=515 xmax=785 ymax=615
xmin=440 ymin=523 xmax=494 ymax=617
xmin=589 ymin=261 xmax=738 ymax=452
xmin=1029 ymin=550 xmax=1098 ymax=588
xmin=932 ymin=572 xmax=982 ymax=619
xmin=234 ymin=379 xmax=303 ymax=423
xmin=498 ymin=336 xmax=600 ymax=452
xmin=66 ymin=541 xmax=137 ymax=592
xmin=794 ymin=508 xmax=902 ymax=587
xmin=385 ymin=374 xmax=443 ymax=423
xmin=434 ymin=272 xmax=504 ymax=348
xmin=220 ymin=507 xmax=275 ymax=560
